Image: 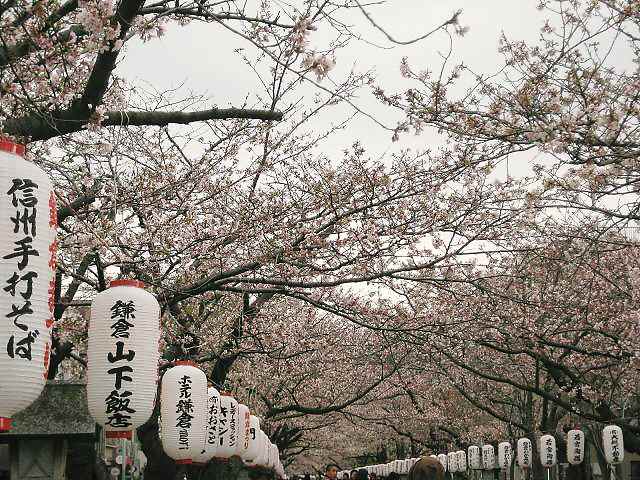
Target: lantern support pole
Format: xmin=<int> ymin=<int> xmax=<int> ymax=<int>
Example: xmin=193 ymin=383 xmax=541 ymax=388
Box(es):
xmin=121 ymin=439 xmax=126 ymax=480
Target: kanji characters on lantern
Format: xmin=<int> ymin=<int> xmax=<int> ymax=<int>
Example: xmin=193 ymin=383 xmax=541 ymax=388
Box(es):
xmin=86 ymin=280 xmax=160 ymax=439
xmin=0 ymin=141 xmax=57 ymax=432
xmin=160 ymin=362 xmax=207 ymax=464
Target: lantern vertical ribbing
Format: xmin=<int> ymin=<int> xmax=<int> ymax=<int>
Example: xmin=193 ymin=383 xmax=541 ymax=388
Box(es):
xmin=87 ymin=279 xmax=160 ymax=439
xmin=160 ymin=361 xmax=207 ymax=464
xmin=0 ymin=141 xmax=57 ymax=432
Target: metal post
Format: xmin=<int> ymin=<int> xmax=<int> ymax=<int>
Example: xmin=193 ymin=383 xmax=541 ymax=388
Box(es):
xmin=121 ymin=438 xmax=127 ymax=480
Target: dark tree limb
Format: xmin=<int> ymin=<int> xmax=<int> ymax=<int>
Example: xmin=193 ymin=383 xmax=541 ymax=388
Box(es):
xmin=56 ymin=180 xmax=102 ymax=225
xmin=79 ymin=0 xmax=145 ymax=110
xmin=4 ymin=107 xmax=283 ymax=141
xmin=210 ymin=292 xmax=275 ymax=385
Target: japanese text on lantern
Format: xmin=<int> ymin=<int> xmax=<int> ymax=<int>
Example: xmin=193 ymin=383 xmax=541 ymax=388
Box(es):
xmin=176 ymin=375 xmax=194 ymax=450
xmin=243 ymin=411 xmax=250 ymax=449
xmin=219 ymin=402 xmax=228 ymax=446
xmin=4 ymin=179 xmax=40 ymax=362
xmin=571 ymin=433 xmax=582 ymax=463
xmin=522 ymin=442 xmax=530 ymax=465
xmin=610 ymin=429 xmax=621 ymax=463
xmin=229 ymin=402 xmax=237 ymax=449
xmin=207 ymin=394 xmax=219 ymax=445
xmin=105 ymin=300 xmax=137 ymax=427
xmin=544 ymin=438 xmax=554 ymax=464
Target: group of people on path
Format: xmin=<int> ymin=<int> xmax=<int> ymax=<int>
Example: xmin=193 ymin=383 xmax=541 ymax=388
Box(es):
xmin=322 ymin=458 xmax=444 ymax=480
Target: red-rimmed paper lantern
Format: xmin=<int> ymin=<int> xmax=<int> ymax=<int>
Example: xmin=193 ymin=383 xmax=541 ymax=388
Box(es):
xmin=566 ymin=429 xmax=584 ymax=465
xmin=0 ymin=141 xmax=57 ymax=432
xmin=192 ymin=386 xmax=221 ymax=465
xmin=217 ymin=393 xmax=239 ymax=458
xmin=87 ymin=279 xmax=160 ymax=439
xmin=539 ymin=434 xmax=557 ymax=468
xmin=517 ymin=438 xmax=532 ymax=468
xmin=602 ymin=425 xmax=624 ymax=465
xmin=160 ymin=361 xmax=207 ymax=464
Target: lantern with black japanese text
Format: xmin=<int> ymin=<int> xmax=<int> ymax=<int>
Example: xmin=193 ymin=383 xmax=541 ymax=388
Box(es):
xmin=217 ymin=394 xmax=239 ymax=458
xmin=160 ymin=362 xmax=207 ymax=464
xmin=539 ymin=434 xmax=557 ymax=468
xmin=456 ymin=451 xmax=467 ymax=471
xmin=468 ymin=446 xmax=481 ymax=470
xmin=517 ymin=438 xmax=532 ymax=468
xmin=602 ymin=425 xmax=624 ymax=465
xmin=87 ymin=279 xmax=160 ymax=439
xmin=566 ymin=429 xmax=584 ymax=465
xmin=447 ymin=452 xmax=458 ymax=473
xmin=498 ymin=442 xmax=512 ymax=470
xmin=481 ymin=445 xmax=495 ymax=470
xmin=192 ymin=386 xmax=221 ymax=465
xmin=0 ymin=141 xmax=57 ymax=432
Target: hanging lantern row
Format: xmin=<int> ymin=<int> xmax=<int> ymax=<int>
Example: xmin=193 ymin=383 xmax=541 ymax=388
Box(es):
xmin=160 ymin=362 xmax=286 ymax=476
xmin=338 ymin=458 xmax=421 ymax=478
xmin=426 ymin=426 xmax=624 ymax=473
xmin=0 ymin=141 xmax=57 ymax=432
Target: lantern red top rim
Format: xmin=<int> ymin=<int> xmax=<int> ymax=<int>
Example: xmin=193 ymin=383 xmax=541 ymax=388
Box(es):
xmin=110 ymin=279 xmax=145 ymax=289
xmin=175 ymin=360 xmax=196 ymax=367
xmin=0 ymin=140 xmax=26 ymax=157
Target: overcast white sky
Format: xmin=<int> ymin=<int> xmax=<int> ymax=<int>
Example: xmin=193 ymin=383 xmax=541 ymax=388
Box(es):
xmin=118 ymin=2 xmax=549 ymax=165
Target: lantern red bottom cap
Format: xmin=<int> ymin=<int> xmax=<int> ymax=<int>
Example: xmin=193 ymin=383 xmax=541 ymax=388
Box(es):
xmin=106 ymin=430 xmax=132 ymax=439
xmin=0 ymin=417 xmax=11 ymax=432
xmin=176 ymin=459 xmax=193 ymax=465
xmin=214 ymin=457 xmax=229 ymax=463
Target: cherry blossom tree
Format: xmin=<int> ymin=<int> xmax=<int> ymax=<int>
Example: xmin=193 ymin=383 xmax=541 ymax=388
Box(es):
xmin=0 ymin=0 xmax=475 ymax=476
xmin=378 ymin=0 xmax=640 ymax=236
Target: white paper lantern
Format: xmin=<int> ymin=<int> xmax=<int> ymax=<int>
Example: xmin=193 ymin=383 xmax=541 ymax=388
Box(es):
xmin=243 ymin=415 xmax=262 ymax=461
xmin=0 ymin=142 xmax=57 ymax=432
xmin=437 ymin=453 xmax=448 ymax=472
xmin=517 ymin=438 xmax=532 ymax=468
xmin=192 ymin=386 xmax=221 ymax=464
xmin=468 ymin=446 xmax=481 ymax=470
xmin=160 ymin=362 xmax=207 ymax=464
xmin=217 ymin=394 xmax=239 ymax=458
xmin=236 ymin=403 xmax=251 ymax=458
xmin=86 ymin=279 xmax=160 ymax=439
xmin=246 ymin=430 xmax=270 ymax=467
xmin=456 ymin=451 xmax=467 ymax=471
xmin=602 ymin=425 xmax=624 ymax=465
xmin=268 ymin=442 xmax=280 ymax=469
xmin=482 ymin=445 xmax=495 ymax=470
xmin=447 ymin=452 xmax=458 ymax=473
xmin=539 ymin=434 xmax=557 ymax=468
xmin=498 ymin=442 xmax=512 ymax=470
xmin=566 ymin=429 xmax=584 ymax=465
